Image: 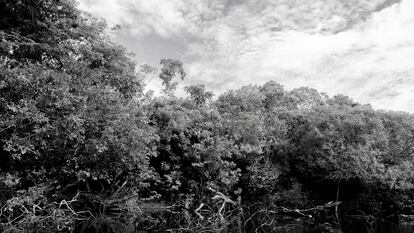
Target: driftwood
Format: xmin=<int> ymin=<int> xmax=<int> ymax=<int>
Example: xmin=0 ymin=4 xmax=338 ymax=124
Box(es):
xmin=242 ymin=201 xmax=342 ymax=233
xmin=208 ymin=187 xmax=237 ymax=221
xmin=245 ymin=201 xmax=342 ymax=226
xmin=398 ymin=214 xmax=414 ymax=223
xmin=266 ymin=201 xmax=342 ymax=219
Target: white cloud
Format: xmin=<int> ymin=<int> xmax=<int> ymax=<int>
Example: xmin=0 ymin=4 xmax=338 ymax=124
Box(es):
xmin=77 ymin=0 xmax=414 ymax=112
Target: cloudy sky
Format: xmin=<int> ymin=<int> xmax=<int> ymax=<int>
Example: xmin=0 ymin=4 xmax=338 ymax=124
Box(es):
xmin=78 ymin=0 xmax=414 ymax=112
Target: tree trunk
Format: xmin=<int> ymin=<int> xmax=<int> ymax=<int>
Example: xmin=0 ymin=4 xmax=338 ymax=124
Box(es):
xmin=335 ymin=179 xmax=341 ymax=229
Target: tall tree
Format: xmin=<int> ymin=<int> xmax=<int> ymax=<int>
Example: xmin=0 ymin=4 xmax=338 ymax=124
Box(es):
xmin=0 ymin=0 xmax=156 ymax=192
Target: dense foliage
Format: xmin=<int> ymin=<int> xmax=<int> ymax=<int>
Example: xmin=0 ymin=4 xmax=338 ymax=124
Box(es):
xmin=1 ymin=1 xmax=414 ymax=232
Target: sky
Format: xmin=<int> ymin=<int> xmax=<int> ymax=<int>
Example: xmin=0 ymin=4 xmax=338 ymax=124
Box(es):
xmin=77 ymin=0 xmax=414 ymax=112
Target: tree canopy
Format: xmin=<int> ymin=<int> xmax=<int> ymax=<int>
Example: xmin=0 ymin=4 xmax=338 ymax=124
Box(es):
xmin=1 ymin=1 xmax=414 ymax=232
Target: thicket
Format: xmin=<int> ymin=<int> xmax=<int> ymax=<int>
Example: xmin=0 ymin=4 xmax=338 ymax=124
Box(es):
xmin=1 ymin=1 xmax=414 ymax=232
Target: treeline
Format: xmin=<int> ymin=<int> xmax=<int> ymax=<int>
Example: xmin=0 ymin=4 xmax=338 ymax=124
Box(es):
xmin=1 ymin=0 xmax=414 ymax=232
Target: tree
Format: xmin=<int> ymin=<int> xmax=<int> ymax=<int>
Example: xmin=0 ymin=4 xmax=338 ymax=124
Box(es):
xmin=0 ymin=0 xmax=156 ymax=194
xmin=159 ymin=58 xmax=186 ymax=95
xmin=184 ymin=84 xmax=214 ymax=106
xmin=288 ymin=87 xmax=326 ymax=109
xmin=260 ymin=81 xmax=285 ymax=109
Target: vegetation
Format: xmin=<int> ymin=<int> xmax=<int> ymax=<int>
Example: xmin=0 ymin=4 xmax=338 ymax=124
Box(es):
xmin=1 ymin=1 xmax=414 ymax=232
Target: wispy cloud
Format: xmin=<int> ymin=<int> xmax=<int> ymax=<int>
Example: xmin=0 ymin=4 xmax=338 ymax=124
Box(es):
xmin=78 ymin=0 xmax=414 ymax=112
